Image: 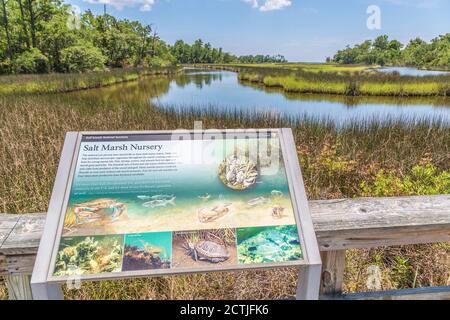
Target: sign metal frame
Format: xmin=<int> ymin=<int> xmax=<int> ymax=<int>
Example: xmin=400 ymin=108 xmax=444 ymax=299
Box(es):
xmin=31 ymin=128 xmax=321 ymax=299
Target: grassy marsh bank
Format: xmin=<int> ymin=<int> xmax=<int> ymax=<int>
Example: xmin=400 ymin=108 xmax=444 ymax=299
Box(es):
xmin=0 ymin=67 xmax=180 ymax=96
xmin=0 ymin=87 xmax=449 ymax=298
xmin=198 ymin=64 xmax=450 ymax=97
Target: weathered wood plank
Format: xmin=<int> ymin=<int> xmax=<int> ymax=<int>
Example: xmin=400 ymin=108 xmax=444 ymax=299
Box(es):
xmin=338 ymin=286 xmax=450 ymax=300
xmin=1 ymin=214 xmax=46 ymax=255
xmin=310 ymin=195 xmax=450 ymax=250
xmin=0 ymin=214 xmax=20 ymax=248
xmin=311 ymin=195 xmax=450 ymax=231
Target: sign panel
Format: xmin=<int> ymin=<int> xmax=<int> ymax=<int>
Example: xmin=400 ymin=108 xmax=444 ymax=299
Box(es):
xmin=44 ymin=129 xmax=318 ymax=283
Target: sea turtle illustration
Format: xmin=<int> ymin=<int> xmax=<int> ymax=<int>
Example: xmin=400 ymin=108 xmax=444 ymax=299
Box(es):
xmin=184 ymin=240 xmax=230 ymax=263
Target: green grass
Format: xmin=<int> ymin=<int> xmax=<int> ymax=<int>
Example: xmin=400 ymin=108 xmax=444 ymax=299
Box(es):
xmin=0 ymin=67 xmax=180 ymax=95
xmin=261 ymin=75 xmax=348 ymax=94
xmin=204 ymin=63 xmax=450 ymax=97
xmin=203 ymin=62 xmax=371 ymax=73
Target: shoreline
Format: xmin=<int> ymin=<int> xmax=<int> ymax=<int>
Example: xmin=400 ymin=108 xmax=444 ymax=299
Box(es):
xmin=0 ymin=67 xmax=182 ymax=96
xmin=194 ymin=64 xmax=450 ymax=98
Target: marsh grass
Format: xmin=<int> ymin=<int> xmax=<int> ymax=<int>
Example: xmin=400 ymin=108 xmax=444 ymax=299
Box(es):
xmin=0 ymin=67 xmax=179 ymax=95
xmin=206 ymin=64 xmax=450 ymax=97
xmin=0 ymin=78 xmax=449 ymax=299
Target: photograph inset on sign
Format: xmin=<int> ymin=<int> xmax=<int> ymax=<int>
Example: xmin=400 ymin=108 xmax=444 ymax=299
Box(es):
xmin=122 ymin=232 xmax=172 ymax=271
xmin=172 ymin=229 xmax=237 ymax=268
xmin=61 ymin=136 xmax=297 ymax=237
xmin=53 ymin=235 xmax=123 ymax=276
xmin=236 ymin=225 xmax=303 ymax=264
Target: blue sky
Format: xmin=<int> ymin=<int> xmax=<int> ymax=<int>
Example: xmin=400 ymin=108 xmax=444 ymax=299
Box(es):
xmin=66 ymin=0 xmax=450 ymax=62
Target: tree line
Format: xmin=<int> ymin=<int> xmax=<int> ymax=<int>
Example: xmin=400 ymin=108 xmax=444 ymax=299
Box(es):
xmin=170 ymin=39 xmax=286 ymax=64
xmin=331 ymin=34 xmax=450 ymax=69
xmin=0 ymin=0 xmax=286 ymax=74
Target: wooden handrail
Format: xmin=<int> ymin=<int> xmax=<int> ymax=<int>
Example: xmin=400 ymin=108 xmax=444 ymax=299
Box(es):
xmin=1 ymin=195 xmax=449 ymax=300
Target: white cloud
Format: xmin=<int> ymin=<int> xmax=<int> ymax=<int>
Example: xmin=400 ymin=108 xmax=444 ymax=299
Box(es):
xmin=244 ymin=0 xmax=259 ymax=9
xmin=84 ymin=0 xmax=156 ymax=12
xmin=260 ymin=0 xmax=291 ymax=11
xmin=245 ymin=0 xmax=292 ymax=12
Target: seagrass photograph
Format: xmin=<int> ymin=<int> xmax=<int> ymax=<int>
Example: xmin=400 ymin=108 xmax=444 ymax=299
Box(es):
xmin=0 ymin=0 xmax=449 ymax=303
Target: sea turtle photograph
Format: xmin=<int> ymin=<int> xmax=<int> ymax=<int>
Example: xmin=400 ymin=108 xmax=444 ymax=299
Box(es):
xmin=172 ymin=229 xmax=237 ymax=268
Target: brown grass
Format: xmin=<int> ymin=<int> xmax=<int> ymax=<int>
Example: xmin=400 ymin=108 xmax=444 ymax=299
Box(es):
xmin=0 ymin=84 xmax=449 ymax=299
xmin=61 ymin=268 xmax=299 ymax=300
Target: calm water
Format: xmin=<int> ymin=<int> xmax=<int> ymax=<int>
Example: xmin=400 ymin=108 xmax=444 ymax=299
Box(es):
xmin=151 ymin=69 xmax=450 ymax=125
xmin=377 ymin=67 xmax=450 ymax=76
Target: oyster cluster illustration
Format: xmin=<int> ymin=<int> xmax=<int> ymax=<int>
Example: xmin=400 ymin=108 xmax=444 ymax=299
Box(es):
xmin=218 ymin=154 xmax=258 ymax=190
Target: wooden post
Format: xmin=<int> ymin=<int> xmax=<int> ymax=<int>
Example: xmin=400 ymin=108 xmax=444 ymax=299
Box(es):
xmin=5 ymin=274 xmax=33 ymax=300
xmin=320 ymin=250 xmax=346 ymax=296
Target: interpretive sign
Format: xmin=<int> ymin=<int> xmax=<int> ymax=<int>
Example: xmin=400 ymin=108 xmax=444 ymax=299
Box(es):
xmin=31 ymin=129 xmax=321 ymax=299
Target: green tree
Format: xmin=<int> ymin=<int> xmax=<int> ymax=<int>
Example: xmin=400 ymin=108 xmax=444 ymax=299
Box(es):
xmin=0 ymin=0 xmax=12 ymax=60
xmin=40 ymin=11 xmax=76 ymax=71
xmin=60 ymin=43 xmax=106 ymax=72
xmin=12 ymin=47 xmax=49 ymax=73
xmin=332 ymin=34 xmax=449 ymax=69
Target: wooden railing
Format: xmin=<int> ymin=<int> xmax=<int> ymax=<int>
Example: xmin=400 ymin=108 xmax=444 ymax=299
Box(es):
xmin=1 ymin=195 xmax=449 ymax=300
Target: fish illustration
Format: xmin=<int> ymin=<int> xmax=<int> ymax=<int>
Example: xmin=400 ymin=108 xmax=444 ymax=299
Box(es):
xmin=143 ymin=196 xmax=176 ymax=208
xmin=247 ymin=196 xmax=270 ymax=207
xmin=150 ymin=194 xmax=174 ymax=200
xmin=198 ymin=193 xmax=211 ymax=201
xmin=138 ymin=194 xmax=174 ymax=201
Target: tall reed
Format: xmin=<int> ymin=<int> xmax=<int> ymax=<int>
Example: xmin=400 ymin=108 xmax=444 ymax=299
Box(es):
xmin=207 ymin=64 xmax=450 ymax=97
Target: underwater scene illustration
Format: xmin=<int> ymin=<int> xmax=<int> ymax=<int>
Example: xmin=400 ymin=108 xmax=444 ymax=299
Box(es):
xmin=122 ymin=232 xmax=172 ymax=271
xmin=53 ymin=234 xmax=123 ymax=276
xmin=236 ymin=225 xmax=303 ymax=264
xmin=172 ymin=229 xmax=237 ymax=268
xmin=62 ymin=137 xmax=297 ymax=237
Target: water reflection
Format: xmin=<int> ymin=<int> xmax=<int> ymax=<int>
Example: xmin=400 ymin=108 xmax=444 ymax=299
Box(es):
xmin=152 ymin=69 xmax=450 ymax=125
xmin=377 ymin=67 xmax=450 ymax=77
xmin=67 ymin=68 xmax=450 ymax=126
